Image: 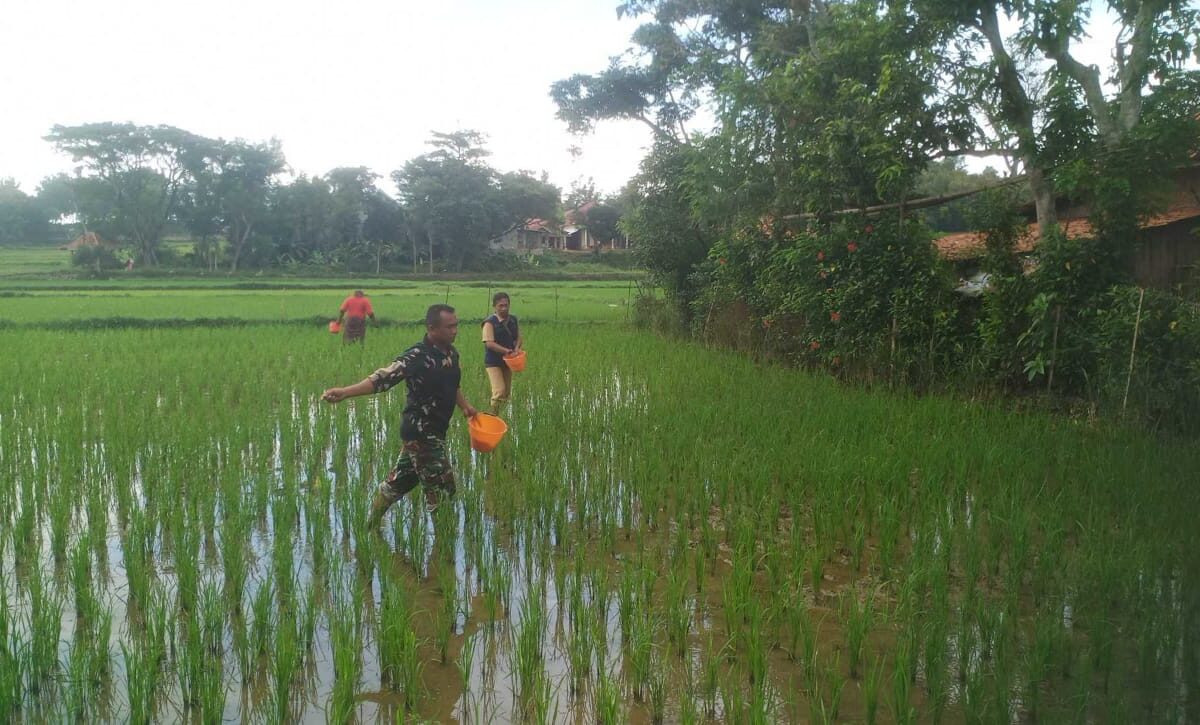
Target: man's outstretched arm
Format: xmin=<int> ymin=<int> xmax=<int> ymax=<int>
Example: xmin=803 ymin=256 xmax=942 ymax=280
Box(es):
xmin=322 ymin=378 xmax=375 ymax=403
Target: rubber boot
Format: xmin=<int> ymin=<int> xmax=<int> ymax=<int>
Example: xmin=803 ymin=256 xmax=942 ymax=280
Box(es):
xmin=367 ymin=491 xmax=396 ymax=529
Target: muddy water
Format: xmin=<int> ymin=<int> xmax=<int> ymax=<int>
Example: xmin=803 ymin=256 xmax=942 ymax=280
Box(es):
xmin=2 ymin=381 xmax=1192 ymax=725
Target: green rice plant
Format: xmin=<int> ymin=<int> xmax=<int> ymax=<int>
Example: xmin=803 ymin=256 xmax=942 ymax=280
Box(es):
xmin=864 ymin=654 xmax=885 ymax=725
xmin=665 ymin=567 xmax=692 ymax=658
xmin=511 ymin=582 xmax=547 ymax=714
xmin=701 ymin=634 xmax=723 ymax=717
xmin=121 ymin=506 xmax=153 ymax=613
xmin=178 ymin=609 xmax=204 ymax=710
xmin=842 ymin=590 xmax=874 ymax=679
xmin=250 ymin=581 xmax=274 ymax=669
xmin=27 ymin=566 xmax=62 ymax=693
xmin=891 ymin=632 xmax=916 ymax=725
xmin=71 ymin=541 xmax=96 ymax=623
xmin=808 ymin=549 xmax=825 ymax=602
xmin=646 ymin=651 xmax=668 ymax=724
xmin=434 ymin=561 xmax=458 ymax=664
xmin=197 ymin=584 xmax=227 ymax=724
xmin=745 ymin=596 xmax=769 ymax=687
xmin=626 ymin=611 xmax=655 ymax=702
xmin=594 ymin=665 xmax=622 ymax=725
xmin=122 ymin=637 xmax=161 ymax=725
xmin=565 ymin=609 xmax=593 ymax=691
xmin=377 ymin=575 xmax=414 ymax=688
xmin=269 ymin=608 xmax=299 ymax=724
xmin=48 ymin=486 xmax=71 ymax=564
xmin=457 ymin=629 xmax=477 ymax=690
xmin=923 ymin=617 xmax=949 ymax=723
xmin=1024 ymin=602 xmax=1059 ymax=721
xmin=396 ymin=619 xmax=424 ymax=711
xmin=65 ymin=631 xmax=93 ymax=721
xmin=328 ymin=593 xmax=363 ymax=724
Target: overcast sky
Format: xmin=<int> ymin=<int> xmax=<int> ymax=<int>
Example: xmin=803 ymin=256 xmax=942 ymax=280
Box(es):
xmin=1 ymin=1 xmax=1132 ymax=196
xmin=0 ymin=0 xmax=654 ymax=197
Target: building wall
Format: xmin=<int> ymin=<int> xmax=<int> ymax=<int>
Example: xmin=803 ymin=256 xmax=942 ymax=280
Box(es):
xmin=1135 ymin=220 xmax=1200 ymax=289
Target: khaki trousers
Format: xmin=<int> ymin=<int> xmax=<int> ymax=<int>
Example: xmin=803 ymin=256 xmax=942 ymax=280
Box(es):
xmin=485 ymin=365 xmax=513 ymax=406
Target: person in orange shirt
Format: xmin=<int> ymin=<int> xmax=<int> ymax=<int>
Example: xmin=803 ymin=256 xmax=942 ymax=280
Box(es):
xmin=338 ymin=289 xmax=376 ymax=343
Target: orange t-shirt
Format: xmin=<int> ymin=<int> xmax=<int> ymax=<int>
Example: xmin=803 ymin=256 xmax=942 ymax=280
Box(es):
xmin=340 ymin=296 xmax=373 ymax=318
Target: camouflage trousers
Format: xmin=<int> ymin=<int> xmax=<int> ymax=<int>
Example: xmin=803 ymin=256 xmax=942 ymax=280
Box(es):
xmin=377 ymin=436 xmax=456 ymax=504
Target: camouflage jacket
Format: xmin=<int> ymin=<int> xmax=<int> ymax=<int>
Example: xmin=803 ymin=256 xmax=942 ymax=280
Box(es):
xmin=369 ymin=337 xmax=461 ymax=441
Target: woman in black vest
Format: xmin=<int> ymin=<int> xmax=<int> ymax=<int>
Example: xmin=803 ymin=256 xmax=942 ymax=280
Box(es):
xmin=481 ymin=291 xmax=522 ymax=411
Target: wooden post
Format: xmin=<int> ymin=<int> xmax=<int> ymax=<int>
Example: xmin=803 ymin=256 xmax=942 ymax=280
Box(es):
xmin=1122 ymin=288 xmax=1146 ymax=414
xmin=1047 ymin=305 xmax=1061 ymax=392
xmin=555 ymin=288 xmax=559 ymax=321
xmin=889 ymin=311 xmax=898 ymax=382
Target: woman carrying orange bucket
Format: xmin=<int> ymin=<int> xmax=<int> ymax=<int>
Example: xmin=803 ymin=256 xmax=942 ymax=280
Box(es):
xmin=481 ymin=291 xmax=524 ymax=412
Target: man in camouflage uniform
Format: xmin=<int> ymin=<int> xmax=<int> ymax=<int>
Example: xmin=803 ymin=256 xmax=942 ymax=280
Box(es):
xmin=322 ymin=303 xmax=478 ymax=526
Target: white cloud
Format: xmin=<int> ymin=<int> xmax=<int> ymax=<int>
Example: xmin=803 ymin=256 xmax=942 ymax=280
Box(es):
xmin=0 ymin=0 xmax=652 ymax=196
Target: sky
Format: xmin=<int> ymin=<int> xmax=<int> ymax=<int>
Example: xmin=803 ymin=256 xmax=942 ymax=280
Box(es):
xmin=0 ymin=0 xmax=653 ymax=197
xmin=0 ymin=1 xmax=1138 ymax=196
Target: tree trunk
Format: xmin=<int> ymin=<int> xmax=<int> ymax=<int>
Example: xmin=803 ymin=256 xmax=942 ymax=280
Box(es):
xmin=979 ymin=3 xmax=1058 ymax=236
xmin=1028 ymin=165 xmax=1057 ymax=234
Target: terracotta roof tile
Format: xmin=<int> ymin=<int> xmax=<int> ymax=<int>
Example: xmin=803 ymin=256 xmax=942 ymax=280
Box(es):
xmin=934 ymin=201 xmax=1200 ymax=261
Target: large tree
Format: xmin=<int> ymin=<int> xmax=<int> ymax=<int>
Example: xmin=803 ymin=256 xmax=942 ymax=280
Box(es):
xmin=0 ymin=180 xmax=56 ymax=245
xmin=45 ymin=123 xmax=206 ymax=264
xmin=556 ymin=0 xmax=1200 ymax=237
xmin=184 ymin=138 xmax=286 ymax=271
xmin=393 ymin=131 xmax=560 ymax=272
xmin=899 ymin=0 xmax=1200 ymax=231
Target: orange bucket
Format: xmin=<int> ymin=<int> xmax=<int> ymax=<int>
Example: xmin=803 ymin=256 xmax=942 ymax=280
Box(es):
xmin=329 ymin=320 xmax=341 ymax=334
xmin=504 ymin=349 xmax=527 ymax=372
xmin=469 ymin=413 xmax=508 ymax=453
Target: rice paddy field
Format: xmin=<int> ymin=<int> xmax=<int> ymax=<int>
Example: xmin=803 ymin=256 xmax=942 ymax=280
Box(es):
xmin=1 ymin=280 xmax=1198 ymax=724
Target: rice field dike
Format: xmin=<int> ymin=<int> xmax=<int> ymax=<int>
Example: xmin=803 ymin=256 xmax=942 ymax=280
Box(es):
xmin=1 ymin=278 xmax=1197 ymax=723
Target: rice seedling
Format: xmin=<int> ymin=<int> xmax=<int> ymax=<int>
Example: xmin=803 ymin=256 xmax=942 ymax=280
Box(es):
xmin=511 ymin=581 xmax=548 ymax=715
xmin=328 ymin=590 xmax=363 ymax=723
xmin=864 ymin=653 xmax=885 ymax=725
xmin=2 ymin=286 xmax=1198 ymax=721
xmin=433 ymin=560 xmax=458 ymax=664
xmin=594 ymin=665 xmax=622 ymax=725
xmin=842 ymin=589 xmax=874 ymax=679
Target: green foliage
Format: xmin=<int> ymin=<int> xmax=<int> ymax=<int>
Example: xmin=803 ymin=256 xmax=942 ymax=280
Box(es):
xmin=394 ymin=130 xmax=560 ymax=273
xmin=70 ymin=244 xmax=123 ymax=272
xmin=699 ymin=215 xmax=959 ymax=381
xmin=0 ymin=180 xmax=56 ymax=245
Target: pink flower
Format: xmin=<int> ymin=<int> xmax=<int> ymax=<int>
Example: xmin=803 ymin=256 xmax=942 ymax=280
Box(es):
xmin=865 ymin=224 xmax=874 ymax=234
xmin=847 ymin=242 xmax=859 ymax=253
xmin=816 ymin=250 xmax=825 ymax=262
xmin=809 ymin=340 xmax=821 ymax=351
xmin=718 ymin=257 xmax=727 ymax=266
xmin=830 ymin=311 xmax=841 ymax=323
xmin=762 ymin=317 xmax=773 ymax=329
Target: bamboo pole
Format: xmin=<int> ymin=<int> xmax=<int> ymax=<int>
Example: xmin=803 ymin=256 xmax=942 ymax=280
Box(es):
xmin=1122 ymin=288 xmax=1146 ymax=414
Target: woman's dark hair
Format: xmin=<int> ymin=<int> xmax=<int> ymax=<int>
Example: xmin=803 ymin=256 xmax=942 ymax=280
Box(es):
xmin=492 ymin=292 xmax=510 ymax=305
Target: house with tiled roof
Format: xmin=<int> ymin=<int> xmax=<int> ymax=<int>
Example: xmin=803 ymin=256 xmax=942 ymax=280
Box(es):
xmin=935 ymin=164 xmax=1200 ymax=289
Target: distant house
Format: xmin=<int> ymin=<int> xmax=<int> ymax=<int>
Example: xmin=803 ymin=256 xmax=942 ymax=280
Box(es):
xmin=934 ymin=164 xmax=1200 ymax=290
xmin=492 ymin=219 xmax=565 ymax=253
xmin=563 ymin=201 xmax=630 ymax=251
xmin=59 ymin=231 xmax=118 ymax=251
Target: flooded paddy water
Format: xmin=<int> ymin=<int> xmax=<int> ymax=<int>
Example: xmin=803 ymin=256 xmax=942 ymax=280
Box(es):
xmin=0 ymin=316 xmax=1197 ymax=723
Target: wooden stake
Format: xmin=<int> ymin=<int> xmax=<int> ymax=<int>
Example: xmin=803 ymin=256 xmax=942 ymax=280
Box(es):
xmin=1047 ymin=305 xmax=1061 ymax=392
xmin=1122 ymin=288 xmax=1146 ymax=414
